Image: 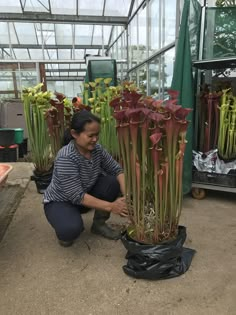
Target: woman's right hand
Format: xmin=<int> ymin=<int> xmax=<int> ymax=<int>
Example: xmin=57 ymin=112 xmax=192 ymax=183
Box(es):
xmin=110 ymin=197 xmax=128 ymax=217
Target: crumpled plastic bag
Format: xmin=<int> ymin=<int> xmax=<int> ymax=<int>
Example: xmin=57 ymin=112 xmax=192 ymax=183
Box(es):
xmin=193 ymin=150 xmax=236 ymax=174
xmin=121 ymin=226 xmax=196 ymax=280
xmin=215 ymin=156 xmax=236 ymax=174
xmin=192 ymin=149 xmax=217 ymax=173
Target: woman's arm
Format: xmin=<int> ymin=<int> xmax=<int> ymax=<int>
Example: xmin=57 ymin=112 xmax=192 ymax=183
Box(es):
xmin=117 ymin=173 xmax=125 ymax=196
xmin=100 ymin=146 xmax=123 ymax=176
xmin=81 ymin=193 xmax=128 ymax=217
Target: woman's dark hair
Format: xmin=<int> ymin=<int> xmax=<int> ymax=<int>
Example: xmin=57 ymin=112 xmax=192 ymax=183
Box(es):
xmin=63 ymin=110 xmax=100 ymax=146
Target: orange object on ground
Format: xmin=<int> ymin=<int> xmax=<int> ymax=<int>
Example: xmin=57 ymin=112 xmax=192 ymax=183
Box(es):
xmin=0 ymin=164 xmax=13 ymax=188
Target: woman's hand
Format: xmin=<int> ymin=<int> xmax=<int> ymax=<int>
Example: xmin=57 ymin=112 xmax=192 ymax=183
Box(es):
xmin=110 ymin=197 xmax=128 ymax=217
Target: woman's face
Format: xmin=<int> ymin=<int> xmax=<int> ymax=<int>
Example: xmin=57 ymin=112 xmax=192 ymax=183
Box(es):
xmin=72 ymin=121 xmax=100 ymax=152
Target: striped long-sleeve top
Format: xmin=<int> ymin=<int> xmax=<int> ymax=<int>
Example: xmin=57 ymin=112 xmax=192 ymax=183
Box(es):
xmin=43 ymin=140 xmax=123 ymax=205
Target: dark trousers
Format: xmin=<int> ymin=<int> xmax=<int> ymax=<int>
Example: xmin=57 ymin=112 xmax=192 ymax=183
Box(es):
xmin=44 ymin=175 xmax=120 ymax=242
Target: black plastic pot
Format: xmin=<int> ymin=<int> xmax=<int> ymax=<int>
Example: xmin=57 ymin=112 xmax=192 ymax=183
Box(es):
xmin=31 ymin=167 xmax=53 ymax=194
xmin=121 ymin=226 xmax=196 ymax=280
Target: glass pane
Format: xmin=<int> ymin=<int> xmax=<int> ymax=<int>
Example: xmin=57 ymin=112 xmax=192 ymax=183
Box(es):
xmin=69 ymin=71 xmax=78 ymax=76
xmin=149 ymin=0 xmax=160 ymax=56
xmin=45 ymin=49 xmax=57 ymax=59
xmin=24 ymin=0 xmax=49 ymax=12
xmin=163 ymin=48 xmax=175 ymax=93
xmin=0 ymin=71 xmax=14 ymax=90
xmin=41 ymin=24 xmax=54 ymax=31
xmin=137 ymin=4 xmax=147 ymax=62
xmin=9 ymin=23 xmax=18 ymax=45
xmin=55 ymin=24 xmax=73 ymax=45
xmin=207 ymin=0 xmax=219 ymax=6
xmin=2 ymin=48 xmax=13 ymax=59
xmin=15 ymin=23 xmax=37 ymax=44
xmin=58 ymin=49 xmax=71 ymax=59
xmin=20 ymin=63 xmax=36 ymax=71
xmin=0 ymin=0 xmax=22 ymax=13
xmin=0 ymin=22 xmax=9 ymax=44
xmin=117 ymin=38 xmax=122 ymax=60
xmin=74 ymin=49 xmax=85 ymax=59
xmin=35 ymin=24 xmax=55 ymax=45
xmin=70 ymin=64 xmax=79 ymax=69
xmin=43 ymin=32 xmax=56 ymax=45
xmin=52 ymin=72 xmax=60 ymax=76
xmin=163 ymin=1 xmax=176 ymax=47
xmin=43 ymin=30 xmax=56 ymax=45
xmin=137 ymin=64 xmax=147 ymax=94
xmin=85 ymin=49 xmax=99 ymax=56
xmin=92 ymin=25 xmax=102 ymax=45
xmin=51 ymin=0 xmax=76 ymax=14
xmin=29 ymin=49 xmax=43 ymax=59
xmin=203 ymin=7 xmax=236 ymax=59
xmin=128 ymin=15 xmax=138 ymax=68
xmin=189 ymin=0 xmax=201 ymax=61
xmin=75 ymin=25 xmax=93 ymax=45
xmin=149 ymin=56 xmax=160 ymax=97
xmin=103 ymin=25 xmax=112 ymax=45
xmin=0 ymin=80 xmax=14 ymax=92
xmin=91 ymin=25 xmax=111 ymax=46
xmin=59 ymin=64 xmax=69 ymax=69
xmin=123 ymin=31 xmax=128 ymax=62
xmin=112 ymin=42 xmax=118 ymax=59
xmin=20 ymin=70 xmax=37 ymax=88
xmin=131 ymin=0 xmax=144 ymax=13
xmin=47 ymin=63 xmax=59 ymax=70
xmin=105 ymin=0 xmax=131 ymax=16
xmin=129 ymin=70 xmax=137 ymax=85
xmin=149 ymin=48 xmax=175 ymax=99
xmin=113 ymin=26 xmax=124 ymax=40
xmin=13 ymin=49 xmax=29 ymax=59
xmin=78 ymin=0 xmax=104 ymax=15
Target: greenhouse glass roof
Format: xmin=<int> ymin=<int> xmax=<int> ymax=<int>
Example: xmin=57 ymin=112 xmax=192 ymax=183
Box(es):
xmin=0 ymin=0 xmax=137 ymax=61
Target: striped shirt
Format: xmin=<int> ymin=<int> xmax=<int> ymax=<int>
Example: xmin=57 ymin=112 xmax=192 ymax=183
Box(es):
xmin=43 ymin=140 xmax=123 ymax=205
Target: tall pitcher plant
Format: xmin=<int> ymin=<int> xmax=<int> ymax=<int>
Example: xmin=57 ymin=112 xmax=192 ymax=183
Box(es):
xmin=22 ymin=83 xmax=53 ymax=174
xmin=110 ymin=86 xmax=192 ymax=244
xmin=83 ymin=78 xmax=120 ymax=157
xmin=218 ymin=88 xmax=236 ymax=160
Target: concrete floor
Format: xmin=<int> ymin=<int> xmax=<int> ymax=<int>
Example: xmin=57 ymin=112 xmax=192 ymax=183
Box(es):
xmin=0 ymin=163 xmax=235 ymax=315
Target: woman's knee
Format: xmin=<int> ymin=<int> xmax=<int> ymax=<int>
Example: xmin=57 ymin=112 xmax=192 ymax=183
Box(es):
xmin=44 ymin=202 xmax=84 ymax=242
xmin=56 ymin=221 xmax=84 ymax=242
xmin=91 ymin=175 xmax=120 ymax=202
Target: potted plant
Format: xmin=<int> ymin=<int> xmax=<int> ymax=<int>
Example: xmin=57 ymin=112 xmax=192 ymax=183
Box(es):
xmin=217 ymin=87 xmax=236 ymax=161
xmin=84 ymin=78 xmax=121 ymax=158
xmin=45 ymin=92 xmax=92 ymax=158
xmin=22 ymin=83 xmax=54 ymax=193
xmin=22 ymin=85 xmax=92 ymax=193
xmin=110 ymin=84 xmax=196 ymax=280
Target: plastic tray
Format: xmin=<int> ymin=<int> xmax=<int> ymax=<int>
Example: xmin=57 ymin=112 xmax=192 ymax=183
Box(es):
xmin=192 ymin=170 xmax=236 ymax=188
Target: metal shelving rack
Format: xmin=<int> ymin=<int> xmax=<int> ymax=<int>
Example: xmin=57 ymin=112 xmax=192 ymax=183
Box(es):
xmin=191 ymin=4 xmax=236 ymax=199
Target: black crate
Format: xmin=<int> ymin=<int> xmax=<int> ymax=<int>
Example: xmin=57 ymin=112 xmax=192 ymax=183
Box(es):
xmin=192 ymin=170 xmax=236 ymax=188
xmin=19 ymin=138 xmax=28 ymax=158
xmin=0 ymin=145 xmax=19 ymax=162
xmin=0 ymin=129 xmax=15 ymax=146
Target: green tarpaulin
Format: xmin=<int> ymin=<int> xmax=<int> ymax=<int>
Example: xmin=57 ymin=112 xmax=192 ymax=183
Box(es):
xmin=171 ymin=0 xmax=201 ymax=195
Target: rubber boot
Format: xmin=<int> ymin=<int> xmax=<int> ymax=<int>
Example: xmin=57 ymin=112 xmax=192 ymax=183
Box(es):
xmin=91 ymin=210 xmax=121 ymax=240
xmin=58 ymin=240 xmax=74 ymax=247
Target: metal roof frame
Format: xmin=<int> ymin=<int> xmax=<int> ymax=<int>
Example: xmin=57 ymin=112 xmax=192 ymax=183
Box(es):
xmin=0 ymin=0 xmax=134 ymax=79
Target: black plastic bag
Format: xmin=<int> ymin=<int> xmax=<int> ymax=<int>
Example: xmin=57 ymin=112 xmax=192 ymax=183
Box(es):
xmin=121 ymin=226 xmax=196 ymax=280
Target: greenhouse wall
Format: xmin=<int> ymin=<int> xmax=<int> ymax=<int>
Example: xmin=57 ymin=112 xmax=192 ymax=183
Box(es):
xmin=108 ymin=0 xmax=181 ymax=98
